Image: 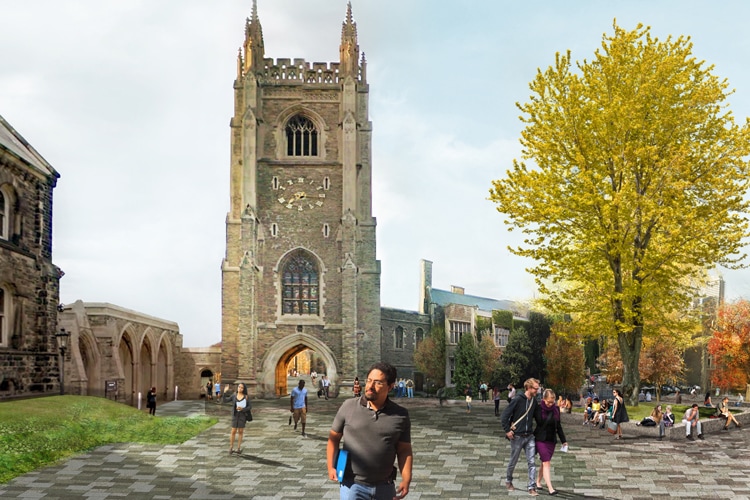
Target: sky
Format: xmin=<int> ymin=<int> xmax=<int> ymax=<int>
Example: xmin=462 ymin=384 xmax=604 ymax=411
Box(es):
xmin=2 ymin=1 xmax=750 ymax=347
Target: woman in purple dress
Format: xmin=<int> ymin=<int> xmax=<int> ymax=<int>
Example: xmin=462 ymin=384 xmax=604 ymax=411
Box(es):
xmin=534 ymin=389 xmax=568 ymax=495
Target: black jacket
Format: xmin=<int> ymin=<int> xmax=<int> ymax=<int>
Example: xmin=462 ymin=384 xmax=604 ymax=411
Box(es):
xmin=534 ymin=403 xmax=566 ymax=444
xmin=501 ymin=394 xmax=537 ymax=434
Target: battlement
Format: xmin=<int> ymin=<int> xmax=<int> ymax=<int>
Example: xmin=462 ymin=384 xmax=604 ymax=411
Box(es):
xmin=256 ymin=58 xmax=363 ymax=84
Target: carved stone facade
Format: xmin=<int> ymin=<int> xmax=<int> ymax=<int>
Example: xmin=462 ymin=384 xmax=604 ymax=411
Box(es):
xmin=221 ymin=3 xmax=381 ymax=397
xmin=0 ymin=114 xmax=62 ymax=400
xmin=58 ymin=301 xmax=184 ymax=405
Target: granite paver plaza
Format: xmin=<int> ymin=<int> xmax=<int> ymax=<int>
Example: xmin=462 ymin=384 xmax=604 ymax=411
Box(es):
xmin=2 ymin=397 xmax=750 ymax=499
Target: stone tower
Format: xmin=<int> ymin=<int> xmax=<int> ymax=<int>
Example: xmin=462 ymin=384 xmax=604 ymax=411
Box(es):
xmin=221 ymin=1 xmax=381 ymax=397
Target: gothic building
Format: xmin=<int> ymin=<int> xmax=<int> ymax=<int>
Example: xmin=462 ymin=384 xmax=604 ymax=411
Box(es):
xmin=221 ymin=2 xmax=381 ymax=397
xmin=0 ymin=114 xmax=62 ymax=399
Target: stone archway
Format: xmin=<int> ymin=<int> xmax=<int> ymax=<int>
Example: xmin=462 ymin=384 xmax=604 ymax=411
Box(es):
xmin=261 ymin=333 xmax=338 ymax=398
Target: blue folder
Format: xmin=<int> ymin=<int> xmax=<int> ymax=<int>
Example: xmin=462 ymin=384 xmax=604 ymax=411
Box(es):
xmin=336 ymin=449 xmax=349 ymax=483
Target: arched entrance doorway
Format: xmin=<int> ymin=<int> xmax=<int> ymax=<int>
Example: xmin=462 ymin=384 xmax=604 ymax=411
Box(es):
xmin=261 ymin=333 xmax=338 ymax=398
xmin=200 ymin=369 xmax=214 ymax=399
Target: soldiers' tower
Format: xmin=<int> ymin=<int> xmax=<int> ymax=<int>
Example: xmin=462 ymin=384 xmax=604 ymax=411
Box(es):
xmin=221 ymin=1 xmax=381 ymax=397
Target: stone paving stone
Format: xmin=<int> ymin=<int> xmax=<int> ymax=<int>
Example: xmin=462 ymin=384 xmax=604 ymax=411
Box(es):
xmin=3 ymin=398 xmax=750 ymax=499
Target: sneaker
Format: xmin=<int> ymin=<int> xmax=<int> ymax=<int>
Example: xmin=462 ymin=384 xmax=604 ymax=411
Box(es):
xmin=301 ymin=432 xmax=307 ymax=438
xmin=686 ymin=435 xmax=695 ymax=441
xmin=505 ymin=482 xmax=515 ymax=491
xmin=698 ymin=434 xmax=705 ymax=440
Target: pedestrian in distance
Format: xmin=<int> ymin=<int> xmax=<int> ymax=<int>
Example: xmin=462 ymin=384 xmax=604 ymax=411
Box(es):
xmin=146 ymin=386 xmax=157 ymax=416
xmin=327 ymin=362 xmax=413 ymax=499
xmin=610 ymin=389 xmax=628 ymax=440
xmin=290 ymin=379 xmax=308 ymax=437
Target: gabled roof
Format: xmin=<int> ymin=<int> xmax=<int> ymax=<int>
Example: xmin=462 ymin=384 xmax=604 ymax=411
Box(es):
xmin=430 ymin=287 xmax=516 ymax=313
xmin=0 ymin=114 xmax=59 ymax=179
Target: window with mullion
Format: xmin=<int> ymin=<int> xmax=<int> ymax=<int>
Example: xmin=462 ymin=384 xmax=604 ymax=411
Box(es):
xmin=282 ymin=252 xmax=319 ymax=315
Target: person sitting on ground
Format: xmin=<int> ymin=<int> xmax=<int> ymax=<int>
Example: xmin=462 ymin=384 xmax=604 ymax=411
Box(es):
xmin=683 ymin=403 xmax=704 ymax=440
xmin=636 ymin=404 xmax=662 ymax=427
xmin=593 ymin=399 xmax=609 ymax=428
xmin=582 ymin=397 xmax=593 ymax=425
xmin=704 ymin=392 xmax=713 ymax=407
xmin=658 ymin=405 xmax=675 ymax=440
xmin=562 ymin=396 xmax=573 ymax=414
xmin=716 ymin=396 xmax=742 ymax=430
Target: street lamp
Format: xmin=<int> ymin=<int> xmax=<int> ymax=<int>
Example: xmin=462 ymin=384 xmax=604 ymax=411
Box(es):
xmin=55 ymin=328 xmax=70 ymax=396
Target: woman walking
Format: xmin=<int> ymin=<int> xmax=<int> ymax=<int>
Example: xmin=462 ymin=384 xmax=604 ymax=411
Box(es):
xmin=611 ymin=389 xmax=628 ymax=440
xmin=534 ymin=389 xmax=567 ymax=495
xmin=229 ymin=382 xmax=252 ymax=455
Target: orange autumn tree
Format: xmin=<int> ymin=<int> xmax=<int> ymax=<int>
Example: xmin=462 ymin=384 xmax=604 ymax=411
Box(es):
xmin=708 ymin=300 xmax=750 ymax=391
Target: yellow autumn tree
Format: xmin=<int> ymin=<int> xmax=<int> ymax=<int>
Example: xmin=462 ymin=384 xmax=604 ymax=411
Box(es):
xmin=490 ymin=22 xmax=750 ymax=405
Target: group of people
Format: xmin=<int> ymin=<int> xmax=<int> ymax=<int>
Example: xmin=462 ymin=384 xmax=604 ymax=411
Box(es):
xmin=394 ymin=378 xmax=415 ymax=398
xmin=221 ymin=370 xmax=746 ymax=499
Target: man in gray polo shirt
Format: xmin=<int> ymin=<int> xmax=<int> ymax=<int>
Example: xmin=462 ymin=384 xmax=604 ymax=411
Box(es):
xmin=327 ymin=362 xmax=413 ymax=499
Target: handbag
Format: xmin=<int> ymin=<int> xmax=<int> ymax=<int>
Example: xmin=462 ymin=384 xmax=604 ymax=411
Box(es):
xmin=607 ymin=421 xmax=618 ymax=434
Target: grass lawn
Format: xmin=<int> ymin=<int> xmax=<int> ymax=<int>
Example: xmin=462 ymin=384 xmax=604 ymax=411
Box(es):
xmin=0 ymin=395 xmax=216 ymax=484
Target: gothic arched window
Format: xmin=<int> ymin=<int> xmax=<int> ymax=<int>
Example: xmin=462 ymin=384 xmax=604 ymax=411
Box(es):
xmin=286 ymin=115 xmax=318 ymax=157
xmin=282 ymin=251 xmax=320 ymax=315
xmin=0 ymin=188 xmax=8 ymax=240
xmin=394 ymin=326 xmax=404 ymax=349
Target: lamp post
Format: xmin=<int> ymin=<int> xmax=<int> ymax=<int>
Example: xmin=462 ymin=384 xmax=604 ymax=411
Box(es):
xmin=55 ymin=328 xmax=70 ymax=396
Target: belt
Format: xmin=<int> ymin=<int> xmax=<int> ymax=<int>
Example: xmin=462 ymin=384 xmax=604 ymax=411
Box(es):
xmin=515 ymin=432 xmax=533 ymax=437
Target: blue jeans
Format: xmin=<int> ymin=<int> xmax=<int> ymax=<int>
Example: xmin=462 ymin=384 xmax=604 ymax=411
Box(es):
xmin=340 ymin=480 xmax=396 ymax=500
xmin=506 ymin=434 xmax=537 ymax=490
xmin=407 ymin=388 xmax=413 ymax=398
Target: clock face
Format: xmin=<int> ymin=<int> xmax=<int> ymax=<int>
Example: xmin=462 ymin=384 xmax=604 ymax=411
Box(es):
xmin=277 ymin=176 xmax=326 ymax=211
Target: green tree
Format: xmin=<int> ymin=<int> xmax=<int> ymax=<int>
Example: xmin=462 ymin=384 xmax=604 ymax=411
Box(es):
xmin=413 ymin=326 xmax=446 ymax=388
xmin=489 ymin=22 xmax=750 ymax=405
xmin=453 ymin=333 xmax=482 ymax=393
xmin=497 ymin=327 xmax=535 ymax=386
xmin=527 ymin=312 xmax=552 ymax=383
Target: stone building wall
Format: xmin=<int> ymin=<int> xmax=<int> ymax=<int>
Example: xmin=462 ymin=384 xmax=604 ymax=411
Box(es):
xmin=0 ymin=114 xmax=62 ymax=400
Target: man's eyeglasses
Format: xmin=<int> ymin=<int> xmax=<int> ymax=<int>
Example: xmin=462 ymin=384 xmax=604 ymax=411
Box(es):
xmin=366 ymin=379 xmax=387 ymax=387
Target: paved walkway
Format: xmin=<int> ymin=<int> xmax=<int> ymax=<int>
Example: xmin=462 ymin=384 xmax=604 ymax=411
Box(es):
xmin=2 ymin=397 xmax=749 ymax=499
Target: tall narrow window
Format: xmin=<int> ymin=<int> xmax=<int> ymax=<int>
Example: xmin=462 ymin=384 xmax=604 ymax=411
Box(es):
xmin=286 ymin=115 xmax=318 ymax=156
xmin=394 ymin=326 xmax=404 ymax=349
xmin=272 ymin=176 xmax=280 ymax=190
xmin=282 ymin=251 xmax=319 ymax=315
xmin=271 ymin=223 xmax=279 ymax=237
xmin=415 ymin=328 xmax=424 ymax=348
xmin=0 ymin=189 xmax=7 ymax=240
xmin=0 ymin=288 xmax=7 ymax=347
xmin=322 ymin=224 xmax=330 ymax=238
